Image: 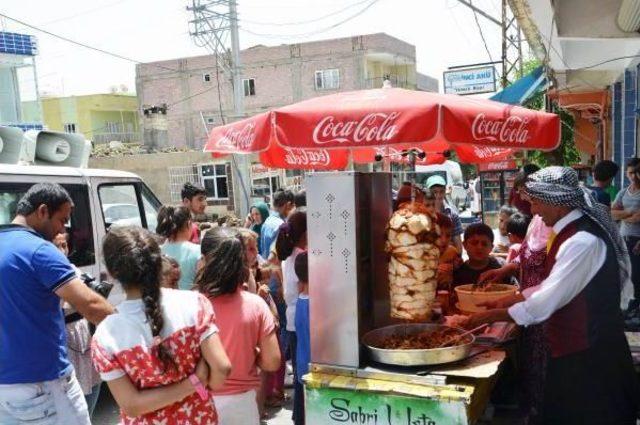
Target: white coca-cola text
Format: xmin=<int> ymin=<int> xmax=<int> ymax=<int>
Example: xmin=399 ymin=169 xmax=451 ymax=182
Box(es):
xmin=216 ymin=123 xmax=255 ymax=150
xmin=312 ymin=112 xmax=400 ymax=145
xmin=472 ymin=145 xmax=511 ymax=159
xmin=471 ymin=113 xmax=530 ymax=144
xmin=284 ymin=148 xmax=331 ymax=167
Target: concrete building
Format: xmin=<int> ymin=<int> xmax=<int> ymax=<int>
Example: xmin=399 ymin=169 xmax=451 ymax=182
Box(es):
xmin=124 ymin=33 xmax=438 ymax=214
xmin=512 ymin=0 xmax=640 ymax=187
xmin=136 ymin=33 xmax=438 ymax=150
xmin=23 ymin=93 xmax=140 ymax=144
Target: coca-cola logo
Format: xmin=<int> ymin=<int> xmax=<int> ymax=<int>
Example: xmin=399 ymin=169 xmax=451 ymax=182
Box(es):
xmin=312 ymin=112 xmax=400 ymax=145
xmin=471 ymin=113 xmax=530 ymax=144
xmin=216 ymin=123 xmax=255 ymax=150
xmin=472 ymin=145 xmax=510 ymax=159
xmin=284 ymin=148 xmax=331 ymax=167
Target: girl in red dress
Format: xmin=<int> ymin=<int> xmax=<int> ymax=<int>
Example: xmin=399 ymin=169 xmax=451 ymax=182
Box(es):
xmin=91 ymin=226 xmax=232 ymax=425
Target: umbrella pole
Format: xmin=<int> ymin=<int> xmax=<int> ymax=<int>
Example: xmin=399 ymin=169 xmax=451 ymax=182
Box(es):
xmin=408 ymin=150 xmax=417 ymax=203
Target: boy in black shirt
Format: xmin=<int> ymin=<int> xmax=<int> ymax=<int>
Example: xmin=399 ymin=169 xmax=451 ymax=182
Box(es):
xmin=454 ymin=223 xmax=509 ymax=287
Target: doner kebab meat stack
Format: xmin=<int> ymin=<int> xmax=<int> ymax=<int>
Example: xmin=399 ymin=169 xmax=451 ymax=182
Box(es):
xmin=386 ymin=202 xmax=440 ymax=321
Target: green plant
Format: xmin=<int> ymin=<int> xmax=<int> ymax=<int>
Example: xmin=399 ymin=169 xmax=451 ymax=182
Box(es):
xmin=521 ymin=59 xmax=581 ymax=167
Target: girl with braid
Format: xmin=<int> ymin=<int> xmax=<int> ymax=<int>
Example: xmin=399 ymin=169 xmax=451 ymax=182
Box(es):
xmin=91 ymin=226 xmax=232 ymax=424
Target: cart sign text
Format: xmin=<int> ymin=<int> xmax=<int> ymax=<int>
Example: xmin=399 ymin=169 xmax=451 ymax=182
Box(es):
xmin=329 ymin=398 xmax=436 ymax=425
xmin=312 ymin=112 xmax=399 ymax=145
xmin=305 ymin=385 xmax=468 ymax=425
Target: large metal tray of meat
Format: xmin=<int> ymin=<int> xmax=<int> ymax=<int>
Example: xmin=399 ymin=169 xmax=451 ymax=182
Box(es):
xmin=362 ymin=323 xmax=474 ymax=366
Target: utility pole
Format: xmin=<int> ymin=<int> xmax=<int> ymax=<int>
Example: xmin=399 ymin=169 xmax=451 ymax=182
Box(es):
xmin=455 ymin=0 xmax=523 ymax=88
xmin=188 ymin=0 xmax=251 ymax=218
xmin=228 ymin=0 xmax=251 ymax=218
xmin=501 ymin=0 xmax=523 ymax=87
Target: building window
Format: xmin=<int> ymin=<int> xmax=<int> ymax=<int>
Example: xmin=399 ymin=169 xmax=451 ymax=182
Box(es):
xmin=201 ymin=164 xmax=229 ymax=200
xmin=315 ymin=69 xmax=340 ymax=90
xmin=243 ymin=78 xmax=256 ymax=96
xmin=64 ymin=123 xmax=77 ymax=133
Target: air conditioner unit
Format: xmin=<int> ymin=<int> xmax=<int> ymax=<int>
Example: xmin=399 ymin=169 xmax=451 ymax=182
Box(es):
xmin=23 ymin=130 xmax=92 ymax=168
xmin=0 ymin=126 xmax=25 ymax=164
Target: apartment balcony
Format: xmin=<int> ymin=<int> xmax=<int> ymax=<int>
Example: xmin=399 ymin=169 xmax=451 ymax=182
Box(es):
xmin=365 ymin=75 xmax=415 ymax=90
xmin=92 ymin=131 xmax=141 ymax=144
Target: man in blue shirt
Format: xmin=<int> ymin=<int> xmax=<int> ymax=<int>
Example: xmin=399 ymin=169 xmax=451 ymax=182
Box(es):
xmin=427 ymin=175 xmax=463 ymax=252
xmin=0 ymin=183 xmax=113 ymax=425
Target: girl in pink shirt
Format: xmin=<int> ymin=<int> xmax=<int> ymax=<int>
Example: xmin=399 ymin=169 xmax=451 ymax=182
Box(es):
xmin=197 ymin=227 xmax=282 ymax=425
xmin=91 ymin=226 xmax=232 ymax=424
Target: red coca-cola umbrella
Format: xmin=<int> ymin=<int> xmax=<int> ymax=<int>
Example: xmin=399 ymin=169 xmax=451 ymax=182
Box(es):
xmin=203 ymin=88 xmax=560 ymax=168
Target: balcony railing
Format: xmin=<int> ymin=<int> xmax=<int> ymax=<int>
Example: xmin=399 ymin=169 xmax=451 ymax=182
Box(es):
xmin=92 ymin=132 xmax=141 ymax=144
xmin=365 ymin=75 xmax=415 ymax=90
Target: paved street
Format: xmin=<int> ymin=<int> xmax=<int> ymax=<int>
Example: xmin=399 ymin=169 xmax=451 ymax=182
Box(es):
xmin=92 ymin=378 xmax=295 ymax=425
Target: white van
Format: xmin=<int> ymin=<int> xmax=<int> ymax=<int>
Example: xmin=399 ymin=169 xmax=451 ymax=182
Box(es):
xmin=0 ymin=164 xmax=163 ymax=304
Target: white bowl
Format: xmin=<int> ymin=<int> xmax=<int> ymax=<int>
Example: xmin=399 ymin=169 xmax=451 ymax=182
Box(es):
xmin=454 ymin=284 xmax=517 ymax=312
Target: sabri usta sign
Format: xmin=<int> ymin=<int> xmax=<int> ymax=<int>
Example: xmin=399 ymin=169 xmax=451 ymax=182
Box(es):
xmin=305 ymin=386 xmax=469 ymax=424
xmin=443 ymin=66 xmax=496 ymax=96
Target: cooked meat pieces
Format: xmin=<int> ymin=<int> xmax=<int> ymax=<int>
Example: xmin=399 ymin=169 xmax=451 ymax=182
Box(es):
xmin=387 ymin=204 xmax=440 ymax=321
xmin=377 ymin=328 xmax=463 ymax=350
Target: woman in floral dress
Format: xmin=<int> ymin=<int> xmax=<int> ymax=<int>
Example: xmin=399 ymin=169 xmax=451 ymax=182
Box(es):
xmin=91 ymin=226 xmax=232 ymax=424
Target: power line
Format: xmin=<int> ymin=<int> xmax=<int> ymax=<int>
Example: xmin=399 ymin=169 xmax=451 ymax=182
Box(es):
xmin=240 ymin=0 xmax=381 ymax=39
xmin=241 ymin=0 xmax=373 ymax=26
xmin=0 ymin=12 xmax=204 ymax=80
xmin=469 ymin=0 xmax=494 ymax=62
xmin=37 ymin=0 xmax=130 ymax=26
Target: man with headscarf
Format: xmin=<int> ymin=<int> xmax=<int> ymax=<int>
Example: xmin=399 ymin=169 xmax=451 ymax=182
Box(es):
xmin=468 ymin=166 xmax=638 ymax=425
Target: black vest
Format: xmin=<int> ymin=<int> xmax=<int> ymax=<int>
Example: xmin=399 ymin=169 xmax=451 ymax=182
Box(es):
xmin=543 ymin=216 xmax=625 ymax=357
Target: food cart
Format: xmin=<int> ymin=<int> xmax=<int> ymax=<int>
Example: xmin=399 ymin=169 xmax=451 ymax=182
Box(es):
xmin=202 ymin=87 xmax=562 ymax=424
xmin=305 ymin=171 xmax=511 ymax=424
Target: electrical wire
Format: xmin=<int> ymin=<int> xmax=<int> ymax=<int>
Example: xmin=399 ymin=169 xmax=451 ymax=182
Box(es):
xmin=240 ymin=0 xmax=381 ymax=39
xmin=469 ymin=0 xmax=494 ymax=62
xmin=240 ymin=0 xmax=373 ymax=26
xmin=37 ymin=0 xmax=131 ymax=26
xmin=446 ymin=0 xmax=474 ymax=47
xmin=0 ymin=12 xmax=204 ymax=80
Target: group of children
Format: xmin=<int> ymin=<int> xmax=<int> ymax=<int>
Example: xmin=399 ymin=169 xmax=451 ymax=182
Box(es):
xmin=49 ymin=180 xmax=310 ymax=425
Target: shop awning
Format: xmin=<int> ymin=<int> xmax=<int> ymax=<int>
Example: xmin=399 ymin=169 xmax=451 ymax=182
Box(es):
xmin=490 ymin=66 xmax=547 ymax=105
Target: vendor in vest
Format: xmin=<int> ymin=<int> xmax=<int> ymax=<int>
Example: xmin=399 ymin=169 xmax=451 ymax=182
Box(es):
xmin=468 ymin=166 xmax=639 ymax=425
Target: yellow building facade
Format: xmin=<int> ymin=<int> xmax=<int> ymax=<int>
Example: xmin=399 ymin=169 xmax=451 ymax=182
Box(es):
xmin=34 ymin=93 xmax=139 ymax=143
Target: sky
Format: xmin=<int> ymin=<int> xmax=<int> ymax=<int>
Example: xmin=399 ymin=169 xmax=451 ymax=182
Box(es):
xmin=1 ymin=0 xmax=516 ymax=98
